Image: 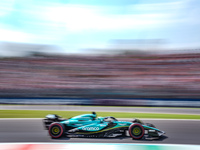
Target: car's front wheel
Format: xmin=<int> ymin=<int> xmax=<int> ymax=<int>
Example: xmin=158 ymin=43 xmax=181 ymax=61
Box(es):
xmin=48 ymin=122 xmax=65 ymax=138
xmin=129 ymin=123 xmax=144 ymax=140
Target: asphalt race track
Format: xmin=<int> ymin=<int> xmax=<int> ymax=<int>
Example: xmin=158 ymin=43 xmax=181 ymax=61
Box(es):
xmin=0 ymin=119 xmax=200 ymax=144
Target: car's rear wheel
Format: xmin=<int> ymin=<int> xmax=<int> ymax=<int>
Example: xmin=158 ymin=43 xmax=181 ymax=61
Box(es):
xmin=49 ymin=122 xmax=65 ymax=138
xmin=129 ymin=123 xmax=144 ymax=140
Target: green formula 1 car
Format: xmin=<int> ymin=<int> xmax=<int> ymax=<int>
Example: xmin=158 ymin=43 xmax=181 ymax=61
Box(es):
xmin=43 ymin=112 xmax=165 ymax=139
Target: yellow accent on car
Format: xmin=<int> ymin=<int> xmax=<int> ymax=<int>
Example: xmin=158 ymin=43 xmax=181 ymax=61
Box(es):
xmin=52 ymin=127 xmax=60 ymax=134
xmin=76 ymin=126 xmax=129 ymax=134
xmin=132 ymin=127 xmax=141 ymax=135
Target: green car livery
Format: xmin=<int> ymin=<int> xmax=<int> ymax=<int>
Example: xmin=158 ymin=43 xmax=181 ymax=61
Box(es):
xmin=43 ymin=112 xmax=165 ymax=139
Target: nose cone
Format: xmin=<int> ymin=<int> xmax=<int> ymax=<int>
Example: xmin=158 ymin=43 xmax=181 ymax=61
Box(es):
xmin=158 ymin=131 xmax=165 ymax=136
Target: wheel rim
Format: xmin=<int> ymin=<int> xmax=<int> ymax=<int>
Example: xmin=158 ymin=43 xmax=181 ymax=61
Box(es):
xmin=132 ymin=127 xmax=141 ymax=136
xmin=52 ymin=126 xmax=60 ymax=135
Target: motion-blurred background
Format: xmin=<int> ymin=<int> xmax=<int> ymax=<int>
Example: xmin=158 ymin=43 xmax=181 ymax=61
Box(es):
xmin=0 ymin=0 xmax=200 ymax=107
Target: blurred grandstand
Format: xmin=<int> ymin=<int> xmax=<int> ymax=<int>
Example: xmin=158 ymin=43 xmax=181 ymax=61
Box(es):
xmin=0 ymin=47 xmax=200 ymax=101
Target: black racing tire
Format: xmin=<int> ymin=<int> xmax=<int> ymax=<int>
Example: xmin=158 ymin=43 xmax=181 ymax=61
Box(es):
xmin=48 ymin=122 xmax=65 ymax=139
xmin=129 ymin=123 xmax=144 ymax=140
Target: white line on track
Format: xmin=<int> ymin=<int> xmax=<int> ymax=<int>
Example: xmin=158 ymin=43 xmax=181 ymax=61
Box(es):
xmin=0 ymin=118 xmax=200 ymax=121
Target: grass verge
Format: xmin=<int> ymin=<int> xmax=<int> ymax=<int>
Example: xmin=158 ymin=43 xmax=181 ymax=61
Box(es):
xmin=0 ymin=110 xmax=200 ymax=119
xmin=1 ymin=104 xmax=200 ymax=109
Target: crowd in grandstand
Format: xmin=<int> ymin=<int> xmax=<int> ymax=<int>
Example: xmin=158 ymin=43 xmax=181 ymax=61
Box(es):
xmin=0 ymin=53 xmax=200 ymax=98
